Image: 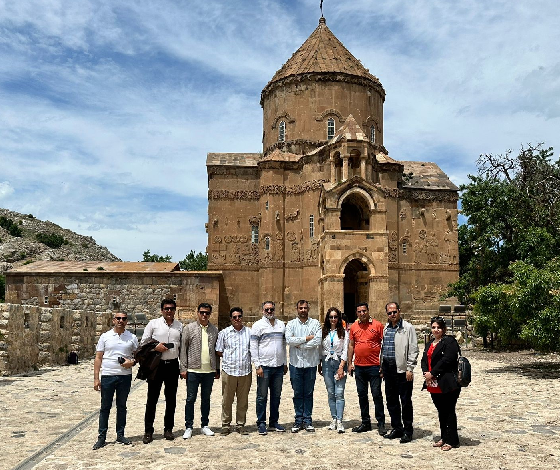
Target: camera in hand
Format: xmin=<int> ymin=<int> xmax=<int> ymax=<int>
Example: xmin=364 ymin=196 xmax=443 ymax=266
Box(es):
xmin=164 ymin=343 xmax=174 ymax=349
xmin=118 ymin=357 xmax=126 ymax=364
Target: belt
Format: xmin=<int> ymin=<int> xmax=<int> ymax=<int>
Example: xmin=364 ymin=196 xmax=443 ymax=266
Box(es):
xmin=161 ymin=358 xmax=179 ymax=364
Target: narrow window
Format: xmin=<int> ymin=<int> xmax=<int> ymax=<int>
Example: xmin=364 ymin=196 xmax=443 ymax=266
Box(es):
xmin=85 ymin=316 xmax=89 ymax=327
xmin=60 ymin=315 xmax=64 ymax=329
xmin=24 ymin=311 xmax=30 ymax=329
xmin=402 ymin=242 xmax=407 ymax=255
xmin=278 ymin=121 xmax=286 ymax=142
xmin=309 ymin=215 xmax=315 ymax=238
xmin=370 ymin=125 xmax=375 ymax=143
xmin=265 ymin=201 xmax=269 ymax=211
xmin=44 ymin=296 xmax=49 ymax=305
xmin=251 ymin=225 xmax=259 ymax=244
xmin=265 ymin=237 xmax=270 ymax=251
xmin=173 ymin=293 xmax=177 ymax=301
xmin=327 ymin=118 xmax=335 ymax=140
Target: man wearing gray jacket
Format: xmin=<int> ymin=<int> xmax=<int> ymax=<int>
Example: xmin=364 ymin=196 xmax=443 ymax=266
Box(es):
xmin=380 ymin=302 xmax=419 ymax=443
xmin=180 ymin=302 xmax=219 ymax=439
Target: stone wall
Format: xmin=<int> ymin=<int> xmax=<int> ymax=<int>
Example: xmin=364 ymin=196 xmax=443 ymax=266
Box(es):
xmin=0 ymin=303 xmax=99 ymax=375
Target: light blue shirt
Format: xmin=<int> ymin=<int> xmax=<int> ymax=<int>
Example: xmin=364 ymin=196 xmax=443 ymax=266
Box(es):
xmin=285 ymin=317 xmax=322 ymax=368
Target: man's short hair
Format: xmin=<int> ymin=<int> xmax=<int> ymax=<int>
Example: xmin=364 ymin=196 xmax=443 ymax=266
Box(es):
xmin=356 ymin=302 xmax=369 ymax=311
xmin=385 ymin=301 xmax=400 ymax=311
xmin=296 ymin=300 xmax=309 ymax=308
xmin=161 ymin=298 xmax=177 ymax=310
xmin=198 ymin=302 xmax=212 ymax=312
xmin=261 ymin=300 xmax=275 ymax=309
xmin=229 ymin=307 xmax=243 ymax=317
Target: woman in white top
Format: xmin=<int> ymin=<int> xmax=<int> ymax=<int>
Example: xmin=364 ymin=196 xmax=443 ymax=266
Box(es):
xmin=318 ymin=307 xmax=349 ymax=433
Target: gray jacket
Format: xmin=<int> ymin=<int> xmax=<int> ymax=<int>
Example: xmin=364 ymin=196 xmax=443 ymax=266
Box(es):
xmin=380 ymin=319 xmax=419 ymax=374
xmin=179 ymin=320 xmax=219 ymax=373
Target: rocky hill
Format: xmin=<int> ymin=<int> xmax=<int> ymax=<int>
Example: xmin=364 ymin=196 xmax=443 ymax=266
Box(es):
xmin=0 ymin=208 xmax=120 ymax=274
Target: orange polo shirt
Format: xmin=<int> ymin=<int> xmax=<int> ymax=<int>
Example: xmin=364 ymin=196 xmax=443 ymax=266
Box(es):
xmin=349 ymin=318 xmax=384 ymax=366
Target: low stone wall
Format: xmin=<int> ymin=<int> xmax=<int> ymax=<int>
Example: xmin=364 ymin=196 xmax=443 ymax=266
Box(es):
xmin=0 ymin=303 xmax=99 ymax=375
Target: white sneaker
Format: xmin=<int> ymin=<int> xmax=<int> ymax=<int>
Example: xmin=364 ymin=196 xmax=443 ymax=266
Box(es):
xmin=328 ymin=419 xmax=337 ymax=430
xmin=337 ymin=420 xmax=345 ymax=433
xmin=201 ymin=426 xmax=215 ymax=436
xmin=182 ymin=428 xmax=192 ymax=439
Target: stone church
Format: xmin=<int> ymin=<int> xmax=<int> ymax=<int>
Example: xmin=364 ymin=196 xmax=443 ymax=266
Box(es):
xmin=206 ymin=17 xmax=459 ymax=322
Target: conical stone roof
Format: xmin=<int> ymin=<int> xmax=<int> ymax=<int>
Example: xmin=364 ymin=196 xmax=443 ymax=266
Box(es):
xmin=261 ymin=17 xmax=384 ymax=102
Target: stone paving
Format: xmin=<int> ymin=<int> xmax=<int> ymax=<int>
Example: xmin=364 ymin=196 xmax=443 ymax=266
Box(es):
xmin=2 ymin=347 xmax=559 ymax=470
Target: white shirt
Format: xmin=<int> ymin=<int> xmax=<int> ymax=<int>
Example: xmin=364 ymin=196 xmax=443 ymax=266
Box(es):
xmin=141 ymin=316 xmax=183 ymax=360
xmin=321 ymin=329 xmax=349 ymax=362
xmin=250 ymin=317 xmax=286 ymax=368
xmin=216 ymin=325 xmax=252 ymax=376
xmin=96 ymin=329 xmax=138 ymax=376
xmin=285 ymin=317 xmax=322 ymax=368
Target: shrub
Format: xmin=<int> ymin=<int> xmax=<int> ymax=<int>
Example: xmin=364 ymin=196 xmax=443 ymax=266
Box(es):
xmin=0 ymin=216 xmax=23 ymax=237
xmin=36 ymin=232 xmax=68 ymax=248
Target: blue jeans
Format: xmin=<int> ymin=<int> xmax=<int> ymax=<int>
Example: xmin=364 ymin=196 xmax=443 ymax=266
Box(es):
xmin=289 ymin=365 xmax=317 ymax=426
xmin=256 ymin=365 xmax=284 ymax=426
xmin=322 ymin=358 xmax=347 ymax=420
xmin=354 ymin=365 xmax=385 ymax=427
xmin=185 ymin=372 xmax=215 ymax=428
xmin=98 ymin=374 xmax=132 ymax=439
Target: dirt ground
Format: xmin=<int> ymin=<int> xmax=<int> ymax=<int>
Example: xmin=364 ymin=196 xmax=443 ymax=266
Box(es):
xmin=1 ymin=346 xmax=559 ymax=470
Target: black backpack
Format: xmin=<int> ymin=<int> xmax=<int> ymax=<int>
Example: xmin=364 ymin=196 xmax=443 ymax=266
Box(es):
xmin=457 ymin=347 xmax=471 ymax=387
xmin=67 ymin=351 xmax=79 ymax=365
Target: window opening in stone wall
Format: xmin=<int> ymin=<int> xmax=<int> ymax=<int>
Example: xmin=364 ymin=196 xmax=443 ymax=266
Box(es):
xmin=327 ymin=118 xmax=335 ymax=140
xmin=44 ymin=296 xmax=48 ymax=305
xmin=340 ymin=193 xmax=370 ymax=230
xmin=60 ymin=315 xmax=64 ymax=329
xmin=309 ymin=214 xmax=314 ymax=238
xmin=278 ymin=120 xmax=286 ymax=142
xmin=173 ymin=293 xmax=177 ymax=301
xmin=370 ymin=125 xmax=375 ymax=143
xmin=265 ymin=201 xmax=269 ymax=211
xmin=251 ymin=225 xmax=259 ymax=244
xmin=265 ymin=237 xmax=270 ymax=250
xmin=24 ymin=311 xmax=30 ymax=329
xmin=85 ymin=316 xmax=89 ymax=327
xmin=402 ymin=242 xmax=407 ymax=255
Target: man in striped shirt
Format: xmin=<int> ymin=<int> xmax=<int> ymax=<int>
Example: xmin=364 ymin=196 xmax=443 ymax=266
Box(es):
xmin=249 ymin=300 xmax=287 ymax=435
xmin=216 ymin=307 xmax=252 ymax=435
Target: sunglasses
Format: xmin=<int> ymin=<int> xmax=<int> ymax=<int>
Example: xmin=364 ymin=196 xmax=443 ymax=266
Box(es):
xmin=199 ymin=311 xmax=211 ymax=316
xmin=329 ymin=316 xmax=338 ymax=320
xmin=232 ymin=315 xmax=243 ymax=320
xmin=386 ymin=310 xmax=398 ymax=315
xmin=163 ymin=307 xmax=176 ymax=311
xmin=264 ymin=308 xmax=275 ymax=312
xmin=114 ymin=317 xmax=127 ymax=321
xmin=431 ymin=316 xmax=444 ymax=323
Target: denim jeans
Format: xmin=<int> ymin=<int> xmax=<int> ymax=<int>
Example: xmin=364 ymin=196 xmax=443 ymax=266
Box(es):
xmin=145 ymin=358 xmax=179 ymax=433
xmin=354 ymin=365 xmax=385 ymax=427
xmin=383 ymin=359 xmax=414 ymax=434
xmin=256 ymin=365 xmax=284 ymax=426
xmin=98 ymin=374 xmax=132 ymax=439
xmin=322 ymin=358 xmax=347 ymax=420
xmin=184 ymin=372 xmax=215 ymax=429
xmin=289 ymin=365 xmax=317 ymax=426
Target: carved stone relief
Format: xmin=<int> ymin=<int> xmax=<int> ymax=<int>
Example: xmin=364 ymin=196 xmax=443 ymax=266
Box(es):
xmin=399 ymin=208 xmax=407 ymax=220
xmin=287 ymin=231 xmax=297 ymax=242
xmin=285 ymin=209 xmax=299 ymax=221
xmin=209 ymin=180 xmax=328 ymax=200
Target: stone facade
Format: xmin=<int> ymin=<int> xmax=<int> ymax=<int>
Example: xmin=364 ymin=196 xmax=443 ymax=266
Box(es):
xmin=206 ymin=18 xmax=459 ymax=324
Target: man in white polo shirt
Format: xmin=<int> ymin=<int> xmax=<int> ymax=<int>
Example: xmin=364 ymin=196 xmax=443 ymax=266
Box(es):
xmin=216 ymin=307 xmax=252 ymax=435
xmin=93 ymin=312 xmax=138 ymax=450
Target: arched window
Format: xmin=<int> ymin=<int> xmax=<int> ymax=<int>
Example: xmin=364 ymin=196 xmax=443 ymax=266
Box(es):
xmin=327 ymin=118 xmax=335 ymax=140
xmin=278 ymin=121 xmax=286 ymax=142
xmin=265 ymin=237 xmax=270 ymax=251
xmin=251 ymin=225 xmax=259 ymax=244
xmin=309 ymin=215 xmax=315 ymax=238
xmin=370 ymin=125 xmax=375 ymax=143
xmin=402 ymin=242 xmax=407 ymax=255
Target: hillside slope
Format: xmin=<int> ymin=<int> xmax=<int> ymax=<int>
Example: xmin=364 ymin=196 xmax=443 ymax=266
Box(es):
xmin=0 ymin=208 xmax=120 ymax=274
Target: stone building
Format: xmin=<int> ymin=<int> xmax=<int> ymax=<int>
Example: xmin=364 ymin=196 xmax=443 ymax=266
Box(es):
xmin=207 ymin=17 xmax=459 ymax=322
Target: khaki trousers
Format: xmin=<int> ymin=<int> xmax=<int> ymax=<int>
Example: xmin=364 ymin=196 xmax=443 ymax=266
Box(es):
xmin=221 ymin=370 xmax=252 ymax=426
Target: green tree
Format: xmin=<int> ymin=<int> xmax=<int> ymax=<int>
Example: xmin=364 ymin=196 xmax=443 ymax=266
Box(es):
xmin=36 ymin=232 xmax=68 ymax=248
xmin=179 ymin=250 xmax=208 ymax=271
xmin=142 ymin=250 xmax=172 ymax=263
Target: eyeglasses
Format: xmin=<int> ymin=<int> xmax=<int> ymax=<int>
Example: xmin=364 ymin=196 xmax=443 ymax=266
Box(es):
xmin=232 ymin=315 xmax=243 ymax=320
xmin=264 ymin=308 xmax=275 ymax=312
xmin=199 ymin=311 xmax=211 ymax=316
xmin=163 ymin=307 xmax=176 ymax=311
xmin=386 ymin=310 xmax=398 ymax=315
xmin=114 ymin=317 xmax=127 ymax=321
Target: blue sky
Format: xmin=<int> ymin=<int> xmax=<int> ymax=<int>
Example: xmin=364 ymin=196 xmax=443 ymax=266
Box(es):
xmin=1 ymin=0 xmax=559 ymax=261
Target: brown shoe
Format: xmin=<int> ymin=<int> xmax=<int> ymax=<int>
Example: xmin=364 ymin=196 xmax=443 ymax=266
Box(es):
xmin=235 ymin=425 xmax=248 ymax=435
xmin=164 ymin=430 xmax=174 ymax=441
xmin=143 ymin=432 xmax=153 ymax=444
xmin=220 ymin=426 xmax=231 ymax=435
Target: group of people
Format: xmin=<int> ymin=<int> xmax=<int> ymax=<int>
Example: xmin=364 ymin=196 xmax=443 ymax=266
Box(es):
xmin=93 ymin=298 xmax=463 ymax=451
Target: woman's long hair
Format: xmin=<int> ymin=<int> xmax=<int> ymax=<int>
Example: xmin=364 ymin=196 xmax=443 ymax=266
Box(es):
xmin=322 ymin=307 xmax=345 ymax=339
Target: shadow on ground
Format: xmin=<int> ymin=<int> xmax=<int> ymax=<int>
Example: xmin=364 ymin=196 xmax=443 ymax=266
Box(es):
xmin=486 ymin=362 xmax=560 ymax=380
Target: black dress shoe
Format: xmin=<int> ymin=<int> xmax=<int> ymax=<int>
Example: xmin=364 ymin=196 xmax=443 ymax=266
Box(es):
xmin=116 ymin=435 xmax=132 ymax=445
xmin=92 ymin=438 xmax=106 ymax=450
xmin=351 ymin=423 xmax=372 ymax=433
xmin=400 ymin=433 xmax=412 ymax=443
xmin=143 ymin=432 xmax=153 ymax=444
xmin=164 ymin=430 xmax=175 ymax=440
xmin=384 ymin=429 xmax=403 ymax=439
xmin=377 ymin=424 xmax=387 ymax=436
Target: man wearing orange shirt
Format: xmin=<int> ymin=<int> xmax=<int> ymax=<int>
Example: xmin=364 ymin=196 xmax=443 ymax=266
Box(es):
xmin=347 ymin=302 xmax=386 ymax=435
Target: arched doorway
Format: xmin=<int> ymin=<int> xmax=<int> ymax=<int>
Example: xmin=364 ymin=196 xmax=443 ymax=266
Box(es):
xmin=343 ymin=259 xmax=369 ymax=322
xmin=340 ymin=192 xmax=370 ymax=230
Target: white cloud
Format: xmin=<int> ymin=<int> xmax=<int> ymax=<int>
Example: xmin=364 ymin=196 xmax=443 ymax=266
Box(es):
xmin=0 ymin=182 xmax=15 ymax=200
